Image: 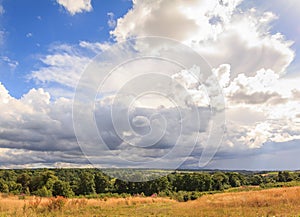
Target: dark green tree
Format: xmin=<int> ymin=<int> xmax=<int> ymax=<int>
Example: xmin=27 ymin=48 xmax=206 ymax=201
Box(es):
xmin=17 ymin=173 xmax=31 ymax=193
xmin=77 ymin=171 xmax=96 ymax=195
xmin=52 ymin=180 xmax=74 ymax=197
xmin=212 ymin=172 xmax=229 ymax=190
xmin=114 ymin=179 xmax=129 ymax=194
xmin=228 ymin=173 xmax=241 ymax=187
xmin=7 ymin=181 xmax=22 ymax=194
xmin=278 ymin=171 xmax=293 ymax=182
xmin=0 ymin=178 xmax=9 ymax=193
xmin=249 ymin=175 xmax=263 ymax=185
xmin=94 ymin=172 xmax=110 ymax=193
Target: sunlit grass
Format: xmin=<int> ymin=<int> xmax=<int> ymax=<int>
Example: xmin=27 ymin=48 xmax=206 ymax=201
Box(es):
xmin=0 ymin=186 xmax=300 ymax=216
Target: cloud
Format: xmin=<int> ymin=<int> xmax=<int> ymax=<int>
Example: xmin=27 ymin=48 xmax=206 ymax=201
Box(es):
xmin=230 ymin=91 xmax=283 ymax=105
xmin=30 ymin=41 xmax=116 ymax=93
xmin=0 ymin=56 xmax=19 ymax=70
xmin=30 ymin=43 xmax=92 ymax=90
xmin=0 ymin=148 xmax=89 ymax=168
xmin=0 ymin=84 xmax=78 ymax=152
xmin=26 ymin=33 xmax=33 ymax=38
xmin=29 ymin=41 xmax=115 ymax=98
xmin=111 ymin=0 xmax=242 ymax=42
xmin=0 ymin=31 xmax=4 ymax=46
xmin=17 ymin=0 xmax=299 ymax=169
xmin=56 ymin=0 xmax=92 ymax=15
xmin=92 ymin=103 xmax=211 ymax=162
xmin=112 ymin=0 xmax=294 ymax=78
xmin=79 ymin=40 xmax=111 ymax=52
xmin=225 ymin=69 xmax=300 ymax=106
xmin=226 ymin=107 xmax=266 ymax=126
xmin=292 ymin=90 xmax=300 ymax=98
xmin=220 ymin=69 xmax=300 ymax=150
xmin=113 ymin=8 xmax=297 ymax=160
xmin=0 ymin=5 xmax=4 ymax=15
xmin=107 ymin=12 xmax=116 ymax=29
xmin=0 ymin=81 xmax=215 ymax=168
xmin=202 ymin=139 xmax=300 ymax=170
xmin=4 ymin=96 xmax=78 ymax=156
xmin=213 ymin=64 xmax=231 ymax=88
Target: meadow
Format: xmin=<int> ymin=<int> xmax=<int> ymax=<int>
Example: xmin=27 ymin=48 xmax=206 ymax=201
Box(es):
xmin=0 ymin=186 xmax=300 ymax=217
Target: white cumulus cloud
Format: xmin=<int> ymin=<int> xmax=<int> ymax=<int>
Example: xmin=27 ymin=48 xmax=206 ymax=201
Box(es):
xmin=22 ymin=0 xmax=300 ymax=168
xmin=56 ymin=0 xmax=92 ymax=15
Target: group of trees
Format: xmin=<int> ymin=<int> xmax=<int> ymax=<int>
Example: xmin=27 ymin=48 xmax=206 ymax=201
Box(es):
xmin=0 ymin=169 xmax=299 ymax=198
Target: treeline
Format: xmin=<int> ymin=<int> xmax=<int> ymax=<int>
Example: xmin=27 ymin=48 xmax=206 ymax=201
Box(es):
xmin=0 ymin=169 xmax=299 ymax=198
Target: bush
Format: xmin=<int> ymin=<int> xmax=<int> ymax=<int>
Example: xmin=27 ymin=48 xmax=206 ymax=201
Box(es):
xmin=33 ymin=186 xmax=52 ymax=197
xmin=167 ymin=191 xmax=203 ymax=202
xmin=260 ymin=181 xmax=300 ymax=189
xmin=183 ymin=194 xmax=190 ymax=202
xmin=190 ymin=192 xmax=199 ymax=200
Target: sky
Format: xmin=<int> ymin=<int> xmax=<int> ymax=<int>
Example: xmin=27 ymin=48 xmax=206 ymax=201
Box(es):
xmin=0 ymin=0 xmax=299 ymax=170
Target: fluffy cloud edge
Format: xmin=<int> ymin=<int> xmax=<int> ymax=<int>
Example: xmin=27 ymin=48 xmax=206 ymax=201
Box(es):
xmin=56 ymin=0 xmax=92 ymax=15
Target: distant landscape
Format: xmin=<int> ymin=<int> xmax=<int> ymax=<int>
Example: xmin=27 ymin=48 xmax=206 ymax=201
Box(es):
xmin=0 ymin=169 xmax=300 ymax=216
xmin=1 ymin=0 xmax=300 ymax=216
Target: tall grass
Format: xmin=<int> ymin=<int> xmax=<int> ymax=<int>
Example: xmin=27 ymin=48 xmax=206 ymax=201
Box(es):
xmin=0 ymin=186 xmax=299 ymax=216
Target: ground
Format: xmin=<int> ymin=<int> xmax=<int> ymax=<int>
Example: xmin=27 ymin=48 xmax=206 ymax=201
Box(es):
xmin=0 ymin=186 xmax=300 ymax=216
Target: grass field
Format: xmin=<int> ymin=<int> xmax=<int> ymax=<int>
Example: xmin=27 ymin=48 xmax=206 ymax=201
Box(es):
xmin=0 ymin=186 xmax=300 ymax=217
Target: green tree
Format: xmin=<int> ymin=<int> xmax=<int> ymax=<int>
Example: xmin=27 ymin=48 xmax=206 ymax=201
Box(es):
xmin=229 ymin=173 xmax=241 ymax=187
xmin=212 ymin=172 xmax=229 ymax=190
xmin=29 ymin=170 xmax=58 ymax=192
xmin=7 ymin=181 xmax=22 ymax=194
xmin=146 ymin=176 xmax=170 ymax=195
xmin=52 ymin=180 xmax=74 ymax=197
xmin=0 ymin=178 xmax=9 ymax=193
xmin=0 ymin=170 xmax=17 ymax=182
xmin=34 ymin=186 xmax=52 ymax=197
xmin=202 ymin=173 xmax=212 ymax=191
xmin=172 ymin=174 xmax=184 ymax=191
xmin=114 ymin=179 xmax=129 ymax=194
xmin=278 ymin=171 xmax=293 ymax=182
xmin=77 ymin=171 xmax=96 ymax=195
xmin=94 ymin=172 xmax=110 ymax=193
xmin=30 ymin=170 xmax=58 ymax=196
xmin=17 ymin=173 xmax=31 ymax=193
xmin=249 ymin=175 xmax=263 ymax=185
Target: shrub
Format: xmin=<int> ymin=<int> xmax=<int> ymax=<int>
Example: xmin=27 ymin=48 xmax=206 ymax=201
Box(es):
xmin=168 ymin=191 xmax=203 ymax=202
xmin=33 ymin=186 xmax=52 ymax=197
xmin=183 ymin=194 xmax=190 ymax=202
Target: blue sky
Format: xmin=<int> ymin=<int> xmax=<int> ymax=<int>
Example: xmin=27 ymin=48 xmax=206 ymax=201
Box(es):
xmin=0 ymin=0 xmax=299 ymax=170
xmin=1 ymin=0 xmax=132 ymax=98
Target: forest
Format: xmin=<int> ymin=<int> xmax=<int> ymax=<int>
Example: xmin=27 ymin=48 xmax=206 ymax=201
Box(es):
xmin=0 ymin=169 xmax=299 ymax=201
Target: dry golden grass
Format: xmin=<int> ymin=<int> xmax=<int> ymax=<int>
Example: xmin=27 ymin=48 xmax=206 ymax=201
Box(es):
xmin=0 ymin=194 xmax=26 ymax=214
xmin=0 ymin=186 xmax=300 ymax=216
xmin=173 ymin=186 xmax=300 ymax=217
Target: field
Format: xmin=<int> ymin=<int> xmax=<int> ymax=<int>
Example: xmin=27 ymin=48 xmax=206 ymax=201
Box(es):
xmin=0 ymin=186 xmax=300 ymax=217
